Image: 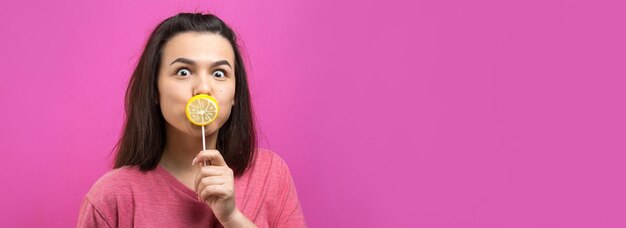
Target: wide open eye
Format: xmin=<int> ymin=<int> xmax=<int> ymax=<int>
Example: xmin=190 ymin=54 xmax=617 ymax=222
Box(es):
xmin=213 ymin=70 xmax=226 ymax=78
xmin=176 ymin=68 xmax=192 ymax=76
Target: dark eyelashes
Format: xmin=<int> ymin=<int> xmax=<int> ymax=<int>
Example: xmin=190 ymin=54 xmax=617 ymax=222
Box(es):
xmin=175 ymin=67 xmax=189 ymax=72
xmin=174 ymin=67 xmax=191 ymax=76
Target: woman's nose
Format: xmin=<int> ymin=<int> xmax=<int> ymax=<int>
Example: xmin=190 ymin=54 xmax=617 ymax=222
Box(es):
xmin=193 ymin=74 xmax=213 ymax=96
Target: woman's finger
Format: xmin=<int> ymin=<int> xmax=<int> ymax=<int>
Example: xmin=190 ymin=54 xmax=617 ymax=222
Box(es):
xmin=193 ymin=165 xmax=224 ymax=181
xmin=199 ymin=184 xmax=233 ymax=201
xmin=195 ymin=176 xmax=227 ymax=193
xmin=193 ymin=166 xmax=227 ymax=191
xmin=192 ymin=150 xmax=227 ymax=167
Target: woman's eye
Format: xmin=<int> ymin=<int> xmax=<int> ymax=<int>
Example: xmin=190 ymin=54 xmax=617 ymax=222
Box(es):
xmin=213 ymin=70 xmax=226 ymax=78
xmin=176 ymin=68 xmax=192 ymax=76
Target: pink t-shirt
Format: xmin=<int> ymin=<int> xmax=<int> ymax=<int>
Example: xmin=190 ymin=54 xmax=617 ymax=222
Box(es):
xmin=77 ymin=149 xmax=306 ymax=228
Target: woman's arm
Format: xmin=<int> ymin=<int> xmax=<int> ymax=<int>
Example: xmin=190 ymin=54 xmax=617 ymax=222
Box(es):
xmin=77 ymin=197 xmax=113 ymax=228
xmin=272 ymin=156 xmax=306 ymax=227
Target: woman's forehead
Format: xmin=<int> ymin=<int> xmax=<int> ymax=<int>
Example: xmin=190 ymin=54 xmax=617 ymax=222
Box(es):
xmin=162 ymin=32 xmax=235 ymax=67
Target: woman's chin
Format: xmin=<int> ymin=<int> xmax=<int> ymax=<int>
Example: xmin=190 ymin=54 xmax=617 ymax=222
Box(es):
xmin=182 ymin=125 xmax=201 ymax=137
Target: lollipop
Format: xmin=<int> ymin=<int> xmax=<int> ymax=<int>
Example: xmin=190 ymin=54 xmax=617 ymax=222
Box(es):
xmin=186 ymin=94 xmax=219 ymax=165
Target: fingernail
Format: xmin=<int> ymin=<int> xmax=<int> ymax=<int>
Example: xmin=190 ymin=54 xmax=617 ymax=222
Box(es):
xmin=191 ymin=157 xmax=197 ymax=165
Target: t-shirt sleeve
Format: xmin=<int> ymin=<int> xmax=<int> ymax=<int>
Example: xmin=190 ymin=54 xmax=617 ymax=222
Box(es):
xmin=273 ymin=156 xmax=307 ymax=228
xmin=77 ymin=197 xmax=112 ymax=228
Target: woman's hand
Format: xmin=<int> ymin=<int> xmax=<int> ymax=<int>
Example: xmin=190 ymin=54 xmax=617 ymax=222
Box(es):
xmin=192 ymin=150 xmax=257 ymax=227
xmin=192 ymin=150 xmax=237 ymax=224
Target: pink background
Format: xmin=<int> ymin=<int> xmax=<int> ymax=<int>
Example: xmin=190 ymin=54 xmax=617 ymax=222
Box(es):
xmin=1 ymin=0 xmax=625 ymax=227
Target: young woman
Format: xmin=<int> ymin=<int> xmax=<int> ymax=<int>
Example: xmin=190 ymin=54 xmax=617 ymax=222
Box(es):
xmin=77 ymin=13 xmax=306 ymax=227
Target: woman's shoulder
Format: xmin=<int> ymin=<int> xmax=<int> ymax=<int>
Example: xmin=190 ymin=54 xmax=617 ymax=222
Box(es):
xmin=79 ymin=166 xmax=155 ymax=226
xmin=243 ymin=149 xmax=306 ymax=226
xmin=84 ymin=166 xmax=152 ymax=204
xmin=251 ymin=148 xmax=292 ymax=173
xmin=242 ymin=148 xmax=297 ymax=189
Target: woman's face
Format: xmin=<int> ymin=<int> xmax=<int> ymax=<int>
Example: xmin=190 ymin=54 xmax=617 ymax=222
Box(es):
xmin=157 ymin=32 xmax=236 ymax=137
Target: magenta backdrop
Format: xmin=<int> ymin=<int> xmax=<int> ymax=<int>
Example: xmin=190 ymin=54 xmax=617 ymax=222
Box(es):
xmin=1 ymin=0 xmax=625 ymax=227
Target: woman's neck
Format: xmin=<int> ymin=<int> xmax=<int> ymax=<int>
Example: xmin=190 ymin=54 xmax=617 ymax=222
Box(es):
xmin=160 ymin=123 xmax=217 ymax=172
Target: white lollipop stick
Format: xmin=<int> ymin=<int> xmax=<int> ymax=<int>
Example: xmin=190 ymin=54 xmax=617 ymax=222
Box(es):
xmin=202 ymin=125 xmax=207 ymax=166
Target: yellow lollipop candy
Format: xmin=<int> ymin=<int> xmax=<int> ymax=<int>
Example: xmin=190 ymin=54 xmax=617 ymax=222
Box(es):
xmin=185 ymin=95 xmax=219 ymax=161
xmin=185 ymin=94 xmax=219 ymax=126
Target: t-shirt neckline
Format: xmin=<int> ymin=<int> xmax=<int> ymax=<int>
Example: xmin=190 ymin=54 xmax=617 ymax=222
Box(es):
xmin=154 ymin=164 xmax=203 ymax=200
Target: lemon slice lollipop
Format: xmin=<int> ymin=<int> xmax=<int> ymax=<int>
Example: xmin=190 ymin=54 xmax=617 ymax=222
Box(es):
xmin=185 ymin=94 xmax=220 ymax=162
xmin=185 ymin=94 xmax=219 ymax=126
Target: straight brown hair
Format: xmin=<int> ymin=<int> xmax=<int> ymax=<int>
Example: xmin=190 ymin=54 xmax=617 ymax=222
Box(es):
xmin=113 ymin=13 xmax=257 ymax=176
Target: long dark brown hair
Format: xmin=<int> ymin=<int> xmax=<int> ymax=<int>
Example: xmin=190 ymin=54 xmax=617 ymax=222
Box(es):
xmin=113 ymin=13 xmax=256 ymax=176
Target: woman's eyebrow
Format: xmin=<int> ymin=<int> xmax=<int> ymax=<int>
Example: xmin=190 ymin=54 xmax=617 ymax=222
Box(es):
xmin=169 ymin=58 xmax=232 ymax=69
